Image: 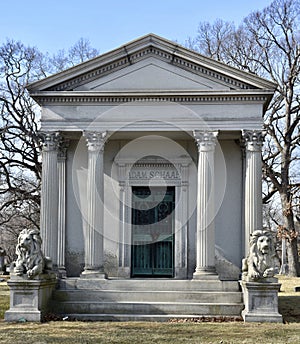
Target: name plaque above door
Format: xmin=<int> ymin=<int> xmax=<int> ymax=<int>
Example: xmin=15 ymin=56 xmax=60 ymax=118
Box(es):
xmin=115 ymin=156 xmax=192 ymax=186
xmin=129 ymin=169 xmax=180 ymax=180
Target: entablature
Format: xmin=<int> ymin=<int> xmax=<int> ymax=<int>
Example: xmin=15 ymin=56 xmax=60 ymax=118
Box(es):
xmin=31 ymin=89 xmax=272 ymax=106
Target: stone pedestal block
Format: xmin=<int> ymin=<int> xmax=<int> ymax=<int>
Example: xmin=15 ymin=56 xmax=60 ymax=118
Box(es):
xmin=240 ymin=280 xmax=282 ymax=323
xmin=5 ymin=273 xmax=57 ymax=322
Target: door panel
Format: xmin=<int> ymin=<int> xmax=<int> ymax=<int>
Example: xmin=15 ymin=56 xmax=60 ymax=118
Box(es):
xmin=131 ymin=186 xmax=175 ymax=277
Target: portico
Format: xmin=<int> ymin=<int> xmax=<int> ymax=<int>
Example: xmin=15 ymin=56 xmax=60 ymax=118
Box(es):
xmin=26 ymin=34 xmax=276 ymax=319
xmin=37 ymin=130 xmax=269 ymax=281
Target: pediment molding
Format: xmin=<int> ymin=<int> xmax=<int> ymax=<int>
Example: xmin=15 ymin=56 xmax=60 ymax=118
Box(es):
xmin=46 ymin=46 xmax=253 ymax=92
xmin=28 ymin=35 xmax=277 ymax=95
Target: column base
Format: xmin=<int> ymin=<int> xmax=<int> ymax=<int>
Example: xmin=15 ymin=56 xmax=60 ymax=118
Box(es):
xmin=81 ymin=269 xmax=107 ymax=279
xmin=58 ymin=268 xmax=67 ymax=279
xmin=193 ymin=268 xmax=219 ymax=280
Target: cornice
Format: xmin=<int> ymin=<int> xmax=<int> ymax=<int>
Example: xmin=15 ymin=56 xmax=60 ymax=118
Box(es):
xmin=31 ymin=90 xmax=272 ymax=105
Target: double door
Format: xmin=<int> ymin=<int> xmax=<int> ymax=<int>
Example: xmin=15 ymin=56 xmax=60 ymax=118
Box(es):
xmin=131 ymin=186 xmax=175 ymax=277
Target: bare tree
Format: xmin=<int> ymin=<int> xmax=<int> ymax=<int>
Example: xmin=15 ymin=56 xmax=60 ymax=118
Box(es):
xmin=0 ymin=40 xmax=46 ymax=230
xmin=0 ymin=38 xmax=99 ymax=258
xmin=50 ymin=38 xmax=99 ymax=73
xmin=189 ymin=0 xmax=300 ymax=275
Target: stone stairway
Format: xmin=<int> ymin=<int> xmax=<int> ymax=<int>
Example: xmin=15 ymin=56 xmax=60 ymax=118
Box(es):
xmin=50 ymin=278 xmax=244 ymax=321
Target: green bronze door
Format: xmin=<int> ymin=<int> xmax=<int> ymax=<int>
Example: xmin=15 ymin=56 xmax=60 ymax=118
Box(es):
xmin=131 ymin=186 xmax=175 ymax=277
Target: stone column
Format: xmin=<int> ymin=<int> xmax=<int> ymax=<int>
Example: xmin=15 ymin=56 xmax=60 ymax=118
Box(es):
xmin=193 ymin=130 xmax=219 ymax=279
xmin=40 ymin=132 xmax=60 ymax=268
xmin=118 ymin=182 xmax=131 ymax=277
xmin=81 ymin=131 xmax=108 ymax=278
xmin=242 ymin=130 xmax=264 ymax=255
xmin=174 ymin=162 xmax=189 ymax=279
xmin=57 ymin=139 xmax=69 ymax=278
xmin=116 ymin=161 xmax=131 ymax=278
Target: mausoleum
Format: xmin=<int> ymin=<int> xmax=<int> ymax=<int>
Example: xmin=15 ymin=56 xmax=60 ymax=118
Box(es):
xmin=25 ymin=34 xmax=277 ymax=320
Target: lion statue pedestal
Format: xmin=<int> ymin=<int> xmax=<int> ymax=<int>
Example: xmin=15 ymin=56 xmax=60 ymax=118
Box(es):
xmin=5 ymin=229 xmax=57 ymax=322
xmin=239 ymin=230 xmax=282 ymax=323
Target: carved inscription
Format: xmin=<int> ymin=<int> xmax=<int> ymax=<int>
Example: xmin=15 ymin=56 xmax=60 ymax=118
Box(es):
xmin=129 ymin=169 xmax=180 ymax=180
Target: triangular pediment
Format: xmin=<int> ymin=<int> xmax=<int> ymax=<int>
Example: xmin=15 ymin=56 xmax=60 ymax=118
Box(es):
xmin=75 ymin=58 xmax=230 ymax=92
xmin=28 ymin=34 xmax=277 ymax=94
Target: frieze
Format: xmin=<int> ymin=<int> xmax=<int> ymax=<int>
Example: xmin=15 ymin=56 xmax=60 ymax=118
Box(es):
xmin=35 ymin=94 xmax=269 ymax=105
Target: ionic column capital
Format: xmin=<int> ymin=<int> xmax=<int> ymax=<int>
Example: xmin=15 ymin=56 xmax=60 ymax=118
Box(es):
xmin=84 ymin=131 xmax=109 ymax=152
xmin=41 ymin=132 xmax=60 ymax=152
xmin=242 ymin=130 xmax=265 ymax=152
xmin=193 ymin=130 xmax=218 ymax=152
xmin=57 ymin=138 xmax=70 ymax=161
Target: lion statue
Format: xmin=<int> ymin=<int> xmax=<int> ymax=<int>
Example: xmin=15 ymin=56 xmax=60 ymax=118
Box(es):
xmin=14 ymin=228 xmax=52 ymax=279
xmin=242 ymin=229 xmax=280 ymax=282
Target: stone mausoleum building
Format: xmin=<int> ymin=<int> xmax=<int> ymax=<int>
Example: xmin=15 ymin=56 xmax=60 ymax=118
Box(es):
xmin=27 ymin=34 xmax=276 ymax=320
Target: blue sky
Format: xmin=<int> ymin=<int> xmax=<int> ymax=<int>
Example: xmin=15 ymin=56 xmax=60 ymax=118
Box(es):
xmin=1 ymin=0 xmax=273 ymax=55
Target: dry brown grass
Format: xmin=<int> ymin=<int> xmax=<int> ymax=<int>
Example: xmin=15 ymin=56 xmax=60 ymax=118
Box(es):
xmin=278 ymin=275 xmax=300 ymax=323
xmin=0 ymin=321 xmax=299 ymax=344
xmin=0 ymin=281 xmax=9 ymax=319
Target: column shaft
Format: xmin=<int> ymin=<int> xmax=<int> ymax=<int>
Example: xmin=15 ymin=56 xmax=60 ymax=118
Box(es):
xmin=243 ymin=130 xmax=264 ymax=255
xmin=118 ymin=184 xmax=130 ymax=277
xmin=82 ymin=131 xmax=108 ymax=278
xmin=193 ymin=131 xmax=218 ymax=279
xmin=40 ymin=132 xmax=59 ymax=267
xmin=57 ymin=139 xmax=69 ymax=277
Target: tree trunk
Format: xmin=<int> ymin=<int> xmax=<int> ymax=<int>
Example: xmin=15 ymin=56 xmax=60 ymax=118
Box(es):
xmin=281 ymin=193 xmax=300 ymax=277
xmin=286 ymin=238 xmax=300 ymax=277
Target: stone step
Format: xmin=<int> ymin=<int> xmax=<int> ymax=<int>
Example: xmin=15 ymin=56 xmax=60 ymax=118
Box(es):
xmin=53 ymin=289 xmax=242 ymax=303
xmin=59 ymin=278 xmax=240 ymax=292
xmin=51 ymin=300 xmax=244 ymax=317
xmin=52 ymin=278 xmax=243 ymax=321
xmin=56 ymin=313 xmax=242 ymax=322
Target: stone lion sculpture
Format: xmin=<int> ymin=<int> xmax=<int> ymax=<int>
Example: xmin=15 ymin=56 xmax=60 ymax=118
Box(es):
xmin=242 ymin=229 xmax=280 ymax=282
xmin=14 ymin=228 xmax=51 ymax=279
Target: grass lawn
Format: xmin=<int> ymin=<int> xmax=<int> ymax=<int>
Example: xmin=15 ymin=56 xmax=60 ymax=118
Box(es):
xmin=0 ymin=279 xmax=9 ymax=320
xmin=0 ymin=276 xmax=299 ymax=344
